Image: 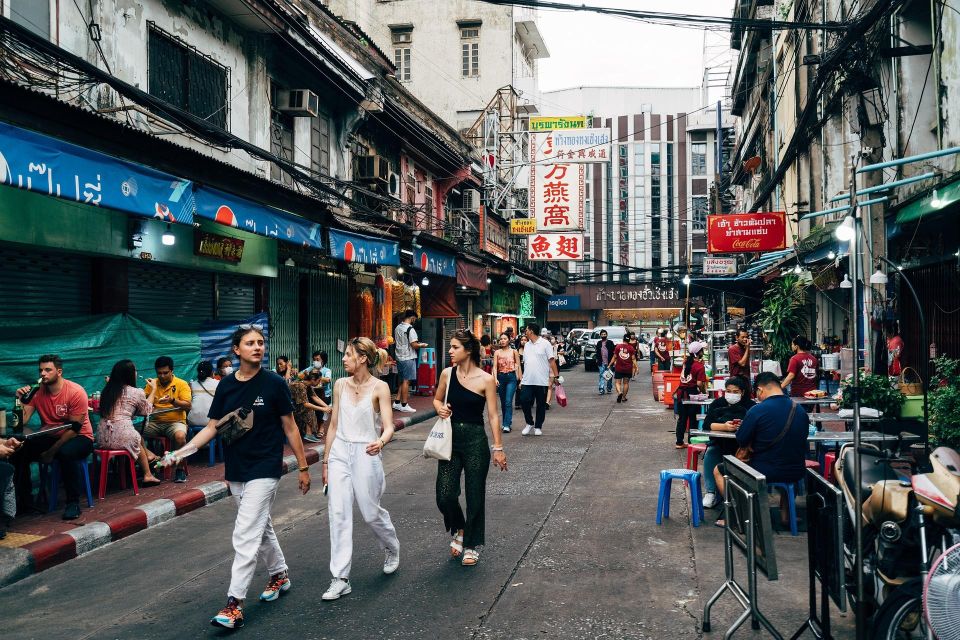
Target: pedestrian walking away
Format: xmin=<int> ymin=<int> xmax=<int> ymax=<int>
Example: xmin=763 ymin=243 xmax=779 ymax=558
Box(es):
xmin=433 ymin=330 xmax=508 ymax=567
xmin=321 ymin=337 xmax=399 ymax=602
xmin=612 ymin=332 xmax=636 ymax=403
xmin=157 ymin=325 xmax=311 ymax=630
xmin=494 ymin=333 xmax=522 ymax=433
xmin=674 ymin=340 xmax=708 ymax=448
xmin=518 ymin=323 xmax=557 ymax=436
xmin=595 ymin=330 xmax=615 ymax=395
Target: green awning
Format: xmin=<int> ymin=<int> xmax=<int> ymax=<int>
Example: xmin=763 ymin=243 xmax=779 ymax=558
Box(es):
xmin=896 ymin=176 xmax=960 ymax=224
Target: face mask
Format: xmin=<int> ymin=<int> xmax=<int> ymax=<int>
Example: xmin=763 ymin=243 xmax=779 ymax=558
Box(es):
xmin=222 ymin=366 xmax=234 ymax=375
xmin=313 ymin=360 xmax=323 ymax=368
xmin=725 ymin=392 xmax=742 ymax=404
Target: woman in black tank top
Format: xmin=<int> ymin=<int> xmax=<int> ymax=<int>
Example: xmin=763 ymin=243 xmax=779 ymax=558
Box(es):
xmin=433 ymin=330 xmax=508 ymax=567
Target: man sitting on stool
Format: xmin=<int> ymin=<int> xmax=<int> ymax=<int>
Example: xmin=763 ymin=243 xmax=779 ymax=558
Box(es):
xmin=144 ymin=356 xmax=192 ymax=483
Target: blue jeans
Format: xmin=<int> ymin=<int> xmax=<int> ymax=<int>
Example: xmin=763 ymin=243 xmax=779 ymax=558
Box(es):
xmin=598 ymin=364 xmax=613 ymax=393
xmin=703 ymin=445 xmax=723 ymax=494
xmin=497 ymin=372 xmax=518 ymax=428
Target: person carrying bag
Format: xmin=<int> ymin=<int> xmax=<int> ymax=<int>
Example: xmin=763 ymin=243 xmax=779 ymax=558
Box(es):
xmin=423 ymin=368 xmax=453 ymax=461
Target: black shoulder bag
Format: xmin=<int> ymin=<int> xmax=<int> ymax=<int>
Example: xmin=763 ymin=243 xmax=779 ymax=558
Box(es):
xmin=735 ymin=401 xmax=797 ymax=463
xmin=214 ymin=372 xmax=268 ymax=446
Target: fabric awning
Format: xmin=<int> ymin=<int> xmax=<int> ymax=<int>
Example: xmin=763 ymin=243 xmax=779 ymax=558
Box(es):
xmin=457 ymin=261 xmax=489 ymax=290
xmin=328 ymin=228 xmax=399 ymax=266
xmin=420 ymin=278 xmax=460 ymax=318
xmin=414 ymin=246 xmax=456 ymax=277
xmin=195 ymin=186 xmax=322 ymax=249
xmin=896 ymin=176 xmax=960 ymax=224
xmin=508 ymin=273 xmax=552 ymax=297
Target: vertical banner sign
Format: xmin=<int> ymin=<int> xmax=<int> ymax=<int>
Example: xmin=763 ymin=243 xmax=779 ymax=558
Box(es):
xmin=528 ymin=233 xmax=585 ymax=261
xmin=530 ymin=129 xmax=612 ymax=164
xmin=706 ymin=213 xmax=787 ymax=254
xmin=529 ymin=163 xmax=586 ymax=232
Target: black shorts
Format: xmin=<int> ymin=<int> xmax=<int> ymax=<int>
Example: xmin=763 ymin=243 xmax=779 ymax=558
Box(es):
xmin=614 ymin=371 xmax=632 ymax=380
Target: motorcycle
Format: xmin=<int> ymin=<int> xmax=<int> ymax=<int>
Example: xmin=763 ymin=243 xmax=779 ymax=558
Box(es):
xmin=833 ymin=443 xmax=960 ymax=638
xmin=562 ymin=340 xmax=581 ymax=368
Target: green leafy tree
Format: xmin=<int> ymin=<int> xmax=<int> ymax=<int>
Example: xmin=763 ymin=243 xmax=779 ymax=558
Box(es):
xmin=754 ymin=275 xmax=809 ymax=370
xmin=930 ymin=356 xmax=960 ymax=448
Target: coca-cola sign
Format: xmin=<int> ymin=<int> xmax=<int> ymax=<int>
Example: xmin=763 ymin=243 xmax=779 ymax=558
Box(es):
xmin=707 ymin=213 xmax=787 ymax=254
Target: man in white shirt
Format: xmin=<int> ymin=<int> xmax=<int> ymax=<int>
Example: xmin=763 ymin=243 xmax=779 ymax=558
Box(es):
xmin=394 ymin=309 xmax=427 ymax=413
xmin=519 ymin=323 xmax=557 ymax=436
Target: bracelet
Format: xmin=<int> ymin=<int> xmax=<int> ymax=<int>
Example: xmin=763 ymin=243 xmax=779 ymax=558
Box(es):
xmin=492 ymin=446 xmax=504 ymax=452
xmin=322 ymin=460 xmax=329 ymax=465
xmin=379 ymin=438 xmax=386 ymax=448
xmin=298 ymin=466 xmax=309 ymax=472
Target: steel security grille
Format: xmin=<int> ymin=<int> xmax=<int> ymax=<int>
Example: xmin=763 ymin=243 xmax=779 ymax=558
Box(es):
xmin=268 ymin=265 xmax=300 ymax=368
xmin=217 ymin=274 xmax=257 ymax=321
xmin=0 ymin=246 xmax=91 ymax=320
xmin=308 ymin=271 xmax=349 ymax=380
xmin=128 ymin=263 xmax=214 ymax=330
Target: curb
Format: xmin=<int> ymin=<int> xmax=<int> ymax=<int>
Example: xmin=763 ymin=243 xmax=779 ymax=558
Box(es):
xmin=0 ymin=445 xmax=323 ymax=587
xmin=394 ymin=408 xmax=437 ymax=431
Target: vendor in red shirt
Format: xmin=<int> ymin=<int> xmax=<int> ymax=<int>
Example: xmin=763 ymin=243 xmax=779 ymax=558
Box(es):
xmin=675 ymin=341 xmax=708 ymax=448
xmin=886 ymin=323 xmax=904 ymax=376
xmin=612 ymin=332 xmax=637 ymax=404
xmin=727 ymin=328 xmax=752 ymax=382
xmin=13 ymin=354 xmax=94 ymax=520
xmin=653 ymin=329 xmax=672 ymax=372
xmin=782 ymin=336 xmax=819 ymax=397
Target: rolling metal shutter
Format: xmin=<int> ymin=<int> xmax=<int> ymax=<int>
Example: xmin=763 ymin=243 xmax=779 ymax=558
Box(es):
xmin=268 ymin=265 xmax=299 ymax=364
xmin=127 ymin=263 xmax=214 ymax=330
xmin=308 ymin=271 xmax=349 ymax=379
xmin=0 ymin=245 xmax=92 ymax=320
xmin=217 ymin=274 xmax=257 ymax=321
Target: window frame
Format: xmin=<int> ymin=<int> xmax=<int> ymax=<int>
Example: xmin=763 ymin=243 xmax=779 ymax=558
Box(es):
xmin=460 ymin=25 xmax=480 ymax=78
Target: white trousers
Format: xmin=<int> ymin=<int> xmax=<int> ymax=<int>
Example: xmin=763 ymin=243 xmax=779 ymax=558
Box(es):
xmin=227 ymin=477 xmax=287 ymax=600
xmin=327 ymin=438 xmax=399 ymax=579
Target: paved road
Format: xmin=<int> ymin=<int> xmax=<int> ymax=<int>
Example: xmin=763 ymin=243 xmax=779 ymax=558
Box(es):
xmin=0 ymin=366 xmax=854 ymax=639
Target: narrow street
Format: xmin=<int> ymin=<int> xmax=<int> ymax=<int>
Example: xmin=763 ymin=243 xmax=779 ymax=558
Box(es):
xmin=0 ymin=367 xmax=853 ymax=639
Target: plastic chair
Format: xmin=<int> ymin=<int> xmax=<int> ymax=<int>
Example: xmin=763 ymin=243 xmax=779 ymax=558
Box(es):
xmin=768 ymin=481 xmax=801 ymax=536
xmin=188 ymin=425 xmax=222 ymax=467
xmin=685 ymin=443 xmax=708 ymax=472
xmin=823 ymin=452 xmax=837 ymax=483
xmin=147 ymin=436 xmax=189 ymax=480
xmin=41 ymin=459 xmax=94 ymax=510
xmin=94 ymin=449 xmax=139 ymax=499
xmin=656 ymin=468 xmax=705 ymax=527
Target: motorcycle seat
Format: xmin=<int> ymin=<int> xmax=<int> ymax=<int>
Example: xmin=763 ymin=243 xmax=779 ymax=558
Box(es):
xmin=841 ymin=447 xmax=903 ymax=502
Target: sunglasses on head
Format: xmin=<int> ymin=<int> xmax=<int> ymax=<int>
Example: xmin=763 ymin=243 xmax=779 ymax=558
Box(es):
xmin=238 ymin=323 xmax=263 ymax=331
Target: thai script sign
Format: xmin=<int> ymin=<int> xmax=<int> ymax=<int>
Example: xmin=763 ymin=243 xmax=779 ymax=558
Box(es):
xmin=702 ymin=257 xmax=737 ymax=275
xmin=414 ymin=246 xmax=456 ymax=277
xmin=528 ymin=232 xmax=584 ymax=261
xmin=529 ymin=116 xmax=587 ymax=131
xmin=510 ymin=218 xmax=537 ymax=234
xmin=328 ymin=228 xmax=399 ymax=266
xmin=593 ymin=285 xmax=680 ymax=303
xmin=707 ymin=213 xmax=787 ymax=254
xmin=530 ymin=128 xmax=612 ymax=164
xmin=195 ymin=186 xmax=323 ymax=250
xmin=194 ymin=231 xmax=245 ymax=263
xmin=529 ymin=163 xmax=585 ymax=232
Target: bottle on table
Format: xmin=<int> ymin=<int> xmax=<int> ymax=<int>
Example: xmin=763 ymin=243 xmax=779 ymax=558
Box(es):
xmin=11 ymin=398 xmax=23 ymax=430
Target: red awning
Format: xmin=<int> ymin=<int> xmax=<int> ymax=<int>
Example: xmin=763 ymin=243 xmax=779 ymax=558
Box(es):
xmin=420 ymin=278 xmax=460 ymax=318
xmin=457 ymin=261 xmax=488 ymax=290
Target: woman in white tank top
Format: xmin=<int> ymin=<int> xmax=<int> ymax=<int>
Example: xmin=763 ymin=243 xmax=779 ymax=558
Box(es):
xmin=320 ymin=337 xmax=399 ymax=601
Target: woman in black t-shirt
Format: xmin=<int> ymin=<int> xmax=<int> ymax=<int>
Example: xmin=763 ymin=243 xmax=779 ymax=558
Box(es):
xmin=699 ymin=376 xmax=755 ymax=509
xmin=159 ymin=326 xmax=311 ymax=630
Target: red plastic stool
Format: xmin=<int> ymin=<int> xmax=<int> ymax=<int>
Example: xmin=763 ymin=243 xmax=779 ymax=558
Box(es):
xmin=686 ymin=443 xmax=708 ymax=472
xmin=95 ymin=449 xmax=139 ymax=499
xmin=148 ymin=436 xmax=189 ymax=481
xmin=823 ymin=452 xmax=837 ymax=483
xmin=805 ymin=459 xmax=821 ymax=472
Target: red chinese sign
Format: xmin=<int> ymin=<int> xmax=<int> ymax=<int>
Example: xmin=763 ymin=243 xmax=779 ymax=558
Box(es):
xmin=527 ymin=233 xmax=585 ymax=261
xmin=706 ymin=212 xmax=787 ymax=254
xmin=530 ymin=162 xmax=585 ymax=232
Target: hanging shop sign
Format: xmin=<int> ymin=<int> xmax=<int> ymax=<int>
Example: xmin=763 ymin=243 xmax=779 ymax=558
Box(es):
xmin=528 ymin=232 xmax=585 ymax=261
xmin=529 ymin=115 xmax=587 ymax=131
xmin=0 ymin=121 xmax=193 ymax=223
xmin=706 ymin=212 xmax=787 ymax=254
xmin=413 ymin=246 xmax=456 ymax=277
xmin=195 ymin=186 xmax=322 ymax=249
xmin=548 ymin=295 xmax=581 ymax=311
xmin=510 ymin=218 xmax=537 ymax=234
xmin=530 ymin=129 xmax=612 ymax=164
xmin=530 ymin=163 xmax=585 ymax=232
xmin=327 ymin=228 xmax=399 ymax=266
xmin=194 ymin=230 xmax=245 ymax=263
xmin=702 ymin=257 xmax=737 ymax=275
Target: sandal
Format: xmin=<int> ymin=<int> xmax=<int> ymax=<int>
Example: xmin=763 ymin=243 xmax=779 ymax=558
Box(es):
xmin=675 ymin=443 xmax=688 ymax=449
xmin=450 ymin=533 xmax=464 ymax=559
xmin=461 ymin=548 xmax=479 ymax=566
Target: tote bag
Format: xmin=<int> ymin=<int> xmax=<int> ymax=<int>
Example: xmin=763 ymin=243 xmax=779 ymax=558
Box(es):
xmin=423 ymin=367 xmax=453 ymax=461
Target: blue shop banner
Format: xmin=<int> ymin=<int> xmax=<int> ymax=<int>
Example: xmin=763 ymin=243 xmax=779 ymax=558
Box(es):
xmin=414 ymin=246 xmax=456 ymax=277
xmin=195 ymin=186 xmax=322 ymax=249
xmin=0 ymin=121 xmax=193 ymax=222
xmin=328 ymin=228 xmax=399 ymax=266
xmin=548 ymin=295 xmax=581 ymax=311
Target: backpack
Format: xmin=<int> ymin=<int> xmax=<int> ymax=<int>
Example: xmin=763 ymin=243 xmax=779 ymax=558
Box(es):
xmin=389 ymin=324 xmax=415 ymax=361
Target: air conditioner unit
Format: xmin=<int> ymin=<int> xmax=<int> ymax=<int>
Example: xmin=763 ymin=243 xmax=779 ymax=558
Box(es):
xmin=355 ymin=155 xmax=390 ymax=183
xmin=463 ymin=188 xmax=481 ymax=211
xmin=276 ymin=89 xmax=320 ymax=117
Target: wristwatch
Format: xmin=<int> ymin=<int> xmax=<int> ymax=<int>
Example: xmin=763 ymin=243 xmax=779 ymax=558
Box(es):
xmin=298 ymin=466 xmax=309 ymax=472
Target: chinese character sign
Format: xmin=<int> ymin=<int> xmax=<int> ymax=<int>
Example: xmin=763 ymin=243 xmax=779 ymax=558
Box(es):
xmin=527 ymin=233 xmax=585 ymax=261
xmin=706 ymin=213 xmax=787 ymax=254
xmin=530 ymin=129 xmax=612 ymax=164
xmin=530 ymin=163 xmax=585 ymax=232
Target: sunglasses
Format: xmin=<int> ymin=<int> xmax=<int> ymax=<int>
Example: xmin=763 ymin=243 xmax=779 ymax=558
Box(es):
xmin=238 ymin=323 xmax=264 ymax=331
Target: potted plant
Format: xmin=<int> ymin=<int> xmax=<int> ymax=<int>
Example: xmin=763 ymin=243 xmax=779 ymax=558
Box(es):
xmin=754 ymin=275 xmax=809 ymax=371
xmin=929 ymin=356 xmax=960 ymax=449
xmin=839 ymin=371 xmax=906 ymax=418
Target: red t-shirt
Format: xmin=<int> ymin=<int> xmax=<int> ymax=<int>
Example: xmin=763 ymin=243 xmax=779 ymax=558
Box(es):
xmin=25 ymin=379 xmax=94 ymax=440
xmin=653 ymin=337 xmax=671 ymax=362
xmin=887 ymin=336 xmax=904 ymax=376
xmin=728 ymin=343 xmax=750 ymax=379
xmin=787 ymin=352 xmax=819 ymax=397
xmin=679 ymin=360 xmax=707 ymax=389
xmin=613 ymin=343 xmax=636 ymax=373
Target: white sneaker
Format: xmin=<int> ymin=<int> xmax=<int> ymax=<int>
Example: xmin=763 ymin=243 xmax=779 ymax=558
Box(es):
xmin=533 ymin=428 xmax=543 ymax=436
xmin=383 ymin=547 xmax=400 ymax=574
xmin=521 ymin=424 xmax=533 ymax=436
xmin=322 ymin=578 xmax=351 ymax=601
xmin=399 ymin=404 xmax=417 ymax=413
xmin=702 ymin=492 xmax=719 ymax=509
xmin=392 ymin=402 xmax=403 ymax=411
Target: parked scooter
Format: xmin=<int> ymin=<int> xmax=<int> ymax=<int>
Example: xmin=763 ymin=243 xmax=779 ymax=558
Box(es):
xmin=833 ymin=444 xmax=960 ymax=638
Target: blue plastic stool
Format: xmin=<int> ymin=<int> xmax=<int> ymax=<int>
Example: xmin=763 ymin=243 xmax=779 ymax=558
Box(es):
xmin=188 ymin=425 xmax=222 ymax=467
xmin=656 ymin=468 xmax=705 ymax=527
xmin=42 ymin=459 xmax=94 ymax=511
xmin=768 ymin=481 xmax=802 ymax=536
